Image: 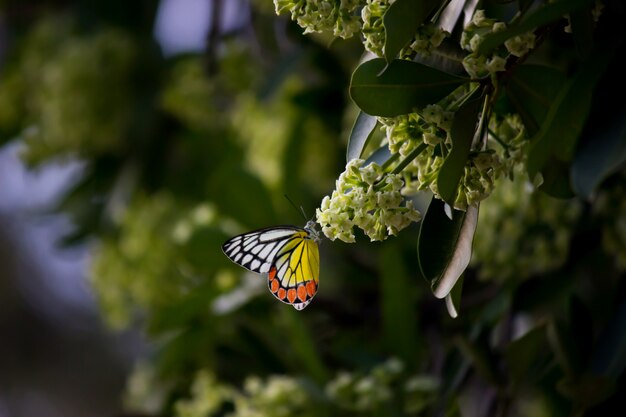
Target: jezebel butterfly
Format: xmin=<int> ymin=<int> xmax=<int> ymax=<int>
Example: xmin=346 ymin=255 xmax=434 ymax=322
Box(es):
xmin=222 ymin=220 xmax=321 ymax=310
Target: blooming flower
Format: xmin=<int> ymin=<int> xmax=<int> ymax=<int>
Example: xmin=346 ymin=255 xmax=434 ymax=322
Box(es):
xmin=316 ymin=159 xmax=421 ymax=242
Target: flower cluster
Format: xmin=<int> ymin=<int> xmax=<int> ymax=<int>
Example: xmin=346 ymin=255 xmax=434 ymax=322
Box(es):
xmin=175 ymin=371 xmax=233 ymax=417
xmin=378 ymin=101 xmax=502 ymax=211
xmin=6 ymin=22 xmax=137 ymax=165
xmin=361 ymin=1 xmax=448 ymax=58
xmin=452 ymin=152 xmax=501 ymax=210
xmin=274 ymin=0 xmax=364 ymax=39
xmin=274 ymin=0 xmax=448 ymax=60
xmin=488 ymin=113 xmax=527 ymax=177
xmin=316 ymin=159 xmax=421 ymax=242
xmin=326 ymin=358 xmax=438 ymax=414
xmin=460 ymin=10 xmax=535 ymax=79
xmin=360 ymin=0 xmax=391 ymax=56
xmin=161 ymin=359 xmax=439 ymax=417
xmin=231 ymin=375 xmax=313 ymax=417
xmin=169 ymin=371 xmax=314 ymax=417
xmin=472 ymin=167 xmax=581 ymax=281
xmin=90 ymin=195 xmax=227 ymax=328
xmin=90 ymin=194 xmax=188 ymax=328
xmin=408 ymin=24 xmax=449 ymax=56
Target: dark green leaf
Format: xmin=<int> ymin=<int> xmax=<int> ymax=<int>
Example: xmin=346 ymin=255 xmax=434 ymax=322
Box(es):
xmin=350 ymin=58 xmax=467 ymax=117
xmin=527 ymin=41 xmax=619 ymax=187
xmin=505 ymin=324 xmax=551 ymax=384
xmin=537 ymin=156 xmax=575 ymax=198
xmin=477 ymin=0 xmax=593 ymax=55
xmin=383 ymin=0 xmax=440 ymax=63
xmin=505 ymin=65 xmax=565 ymax=136
xmin=346 ymin=111 xmax=378 ymax=162
xmin=380 ymin=242 xmax=420 ymax=363
xmin=414 ymin=38 xmax=467 ymax=75
xmin=417 ymin=197 xmax=478 ymax=298
xmin=437 ymin=97 xmax=482 ymax=204
xmin=571 ymin=99 xmax=626 ymax=198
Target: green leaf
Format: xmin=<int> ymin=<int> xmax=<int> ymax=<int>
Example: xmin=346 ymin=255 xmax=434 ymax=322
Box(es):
xmin=505 ymin=324 xmax=551 ymax=384
xmin=417 ymin=197 xmax=478 ymax=299
xmin=350 ymin=58 xmax=467 ymax=117
xmin=536 ymin=156 xmax=575 ymax=198
xmin=380 ymin=242 xmax=420 ymax=364
xmin=346 ymin=111 xmax=378 ymax=162
xmin=414 ymin=38 xmax=467 ymax=75
xmin=437 ymin=97 xmax=482 ymax=204
xmin=505 ymin=64 xmax=565 ymax=136
xmin=571 ymin=89 xmax=626 ymax=198
xmin=383 ymin=0 xmax=440 ymax=63
xmin=477 ymin=0 xmax=594 ymax=55
xmin=527 ymin=41 xmax=619 ymax=189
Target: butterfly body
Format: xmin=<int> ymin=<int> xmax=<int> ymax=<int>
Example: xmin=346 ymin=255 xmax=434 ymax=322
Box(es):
xmin=222 ymin=220 xmax=321 ymax=310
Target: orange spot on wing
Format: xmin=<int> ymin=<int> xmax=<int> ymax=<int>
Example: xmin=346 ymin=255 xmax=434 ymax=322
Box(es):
xmin=287 ymin=289 xmax=297 ymax=304
xmin=268 ymin=266 xmax=277 ymax=281
xmin=297 ymin=285 xmax=307 ymax=302
xmin=270 ymin=279 xmax=279 ymax=293
xmin=306 ymin=281 xmax=317 ymax=297
xmin=277 ymin=288 xmax=287 ymax=300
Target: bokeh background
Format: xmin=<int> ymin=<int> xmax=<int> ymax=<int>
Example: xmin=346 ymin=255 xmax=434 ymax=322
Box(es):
xmin=1 ymin=1 xmax=626 ymax=416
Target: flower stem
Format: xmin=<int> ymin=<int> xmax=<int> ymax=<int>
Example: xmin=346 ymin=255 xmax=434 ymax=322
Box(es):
xmin=380 ymin=152 xmax=400 ymax=171
xmin=391 ymin=143 xmax=428 ymax=175
xmin=487 ymin=128 xmax=509 ymax=150
xmin=373 ymin=144 xmax=428 ymax=191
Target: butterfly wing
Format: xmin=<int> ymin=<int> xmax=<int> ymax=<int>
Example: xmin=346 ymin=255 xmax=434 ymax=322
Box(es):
xmin=267 ymin=231 xmax=319 ymax=310
xmin=222 ymin=226 xmax=320 ymax=310
xmin=222 ymin=226 xmax=303 ymax=274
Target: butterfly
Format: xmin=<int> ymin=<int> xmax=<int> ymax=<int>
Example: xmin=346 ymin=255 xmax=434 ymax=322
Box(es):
xmin=222 ymin=220 xmax=321 ymax=310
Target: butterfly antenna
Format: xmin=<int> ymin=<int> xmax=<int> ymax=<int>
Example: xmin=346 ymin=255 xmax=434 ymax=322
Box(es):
xmin=284 ymin=194 xmax=308 ymax=222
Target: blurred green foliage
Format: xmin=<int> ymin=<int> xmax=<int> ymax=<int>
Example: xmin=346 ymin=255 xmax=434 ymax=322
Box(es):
xmin=1 ymin=1 xmax=626 ymax=416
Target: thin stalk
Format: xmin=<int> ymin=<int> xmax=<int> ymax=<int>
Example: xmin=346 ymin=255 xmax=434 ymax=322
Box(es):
xmin=391 ymin=143 xmax=428 ymax=175
xmin=487 ymin=128 xmax=509 ymax=150
xmin=473 ymin=93 xmax=491 ymax=150
xmin=380 ymin=152 xmax=400 ymax=171
xmin=373 ymin=143 xmax=428 ymax=191
xmin=447 ymin=83 xmax=481 ymax=111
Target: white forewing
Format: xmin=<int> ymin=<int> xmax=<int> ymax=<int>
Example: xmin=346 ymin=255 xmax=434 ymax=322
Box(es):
xmin=222 ymin=226 xmax=303 ymax=274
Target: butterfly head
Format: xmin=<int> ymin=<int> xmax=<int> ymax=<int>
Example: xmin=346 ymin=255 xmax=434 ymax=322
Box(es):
xmin=304 ymin=220 xmax=322 ymax=243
